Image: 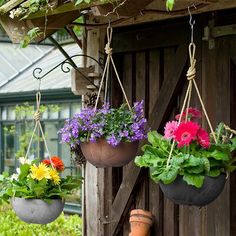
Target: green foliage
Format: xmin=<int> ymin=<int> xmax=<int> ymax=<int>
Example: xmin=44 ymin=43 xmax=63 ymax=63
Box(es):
xmin=135 ymin=124 xmax=236 ymax=188
xmin=166 ymin=0 xmax=175 ymax=11
xmin=0 ymin=203 xmax=82 ymax=236
xmin=9 ymin=102 xmax=60 ymax=158
xmin=0 ymin=160 xmax=82 ymax=202
xmin=20 ymin=27 xmax=42 ymax=48
xmin=0 ymin=0 xmax=8 ymax=7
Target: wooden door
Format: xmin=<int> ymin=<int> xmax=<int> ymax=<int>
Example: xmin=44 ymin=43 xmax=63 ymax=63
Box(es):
xmin=98 ymin=11 xmax=236 ymax=236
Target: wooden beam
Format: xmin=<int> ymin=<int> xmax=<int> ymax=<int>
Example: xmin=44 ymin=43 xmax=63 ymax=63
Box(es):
xmin=112 ymin=22 xmax=187 ymax=53
xmin=112 ymin=0 xmax=236 ymax=28
xmin=110 ymin=43 xmax=188 ymax=236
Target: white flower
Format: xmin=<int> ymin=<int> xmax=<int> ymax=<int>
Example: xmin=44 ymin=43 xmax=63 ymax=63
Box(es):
xmin=9 ymin=10 xmax=15 ymax=19
xmin=10 ymin=173 xmax=19 ymax=181
xmin=19 ymin=157 xmax=31 ymax=165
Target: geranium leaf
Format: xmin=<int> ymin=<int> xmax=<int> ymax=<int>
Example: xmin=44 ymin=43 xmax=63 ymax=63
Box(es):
xmin=158 ymin=167 xmax=178 ymax=184
xmin=147 ymin=131 xmax=159 ymax=147
xmin=210 ymin=149 xmax=230 ymax=161
xmin=203 ymin=157 xmax=210 ymax=172
xmin=207 ymin=169 xmax=221 ymax=177
xmin=183 ymin=174 xmax=204 ymax=188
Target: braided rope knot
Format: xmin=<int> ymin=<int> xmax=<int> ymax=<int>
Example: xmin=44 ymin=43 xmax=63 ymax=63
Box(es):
xmin=187 ymin=59 xmax=196 ymax=81
xmin=34 ymin=110 xmax=41 ymax=121
xmin=105 ymin=43 xmax=112 ymax=55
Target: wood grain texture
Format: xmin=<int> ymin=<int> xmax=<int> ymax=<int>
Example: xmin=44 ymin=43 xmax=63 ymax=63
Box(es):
xmin=202 ymin=37 xmax=230 ymax=236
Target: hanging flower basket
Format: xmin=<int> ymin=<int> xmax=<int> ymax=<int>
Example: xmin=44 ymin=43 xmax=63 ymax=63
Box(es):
xmin=11 ymin=198 xmax=65 ymax=224
xmin=60 ymin=101 xmax=146 ymax=168
xmin=80 ymin=139 xmax=139 ymax=167
xmin=159 ymin=174 xmax=226 ymax=206
xmin=0 ymin=92 xmax=82 ymax=224
xmin=60 ymin=26 xmax=147 ymax=168
xmin=135 ymin=42 xmax=236 ymax=206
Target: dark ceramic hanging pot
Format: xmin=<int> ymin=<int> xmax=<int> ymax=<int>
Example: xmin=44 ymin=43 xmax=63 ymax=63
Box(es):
xmin=159 ymin=174 xmax=226 ymax=206
xmin=80 ymin=139 xmax=139 ymax=168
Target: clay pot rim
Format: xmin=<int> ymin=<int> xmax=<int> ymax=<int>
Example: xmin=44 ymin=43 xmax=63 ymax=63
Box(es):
xmin=130 ymin=209 xmax=153 ymax=218
xmin=81 ymin=139 xmax=139 ymax=146
xmin=129 ymin=216 xmax=153 ymax=225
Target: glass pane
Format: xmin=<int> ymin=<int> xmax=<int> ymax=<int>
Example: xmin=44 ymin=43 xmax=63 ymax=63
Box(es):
xmin=2 ymin=107 xmax=7 ymax=120
xmin=61 ymin=142 xmax=71 ymax=167
xmin=43 ymin=122 xmax=59 ymax=158
xmin=8 ymin=106 xmax=16 ymax=120
xmin=49 ymin=105 xmax=59 ymax=119
xmin=16 ymin=122 xmax=35 ymax=161
xmin=42 ymin=107 xmax=48 ymax=120
xmin=71 ymin=103 xmax=81 ymax=116
xmin=62 ymin=167 xmax=81 ymax=204
xmin=3 ymin=124 xmax=15 ymax=174
xmin=60 ymin=104 xmax=70 ymax=119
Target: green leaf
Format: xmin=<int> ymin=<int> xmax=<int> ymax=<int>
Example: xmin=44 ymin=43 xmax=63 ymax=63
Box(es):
xmin=147 ymin=130 xmax=159 ymax=147
xmin=207 ymin=169 xmax=221 ymax=177
xmin=184 ymin=156 xmax=203 ymax=167
xmin=166 ymin=0 xmax=175 ymax=11
xmin=183 ymin=174 xmax=204 ymax=188
xmin=158 ymin=167 xmax=178 ymax=184
xmin=209 ymin=149 xmax=230 ymax=161
xmin=19 ymin=164 xmax=30 ymax=180
xmin=186 ymin=166 xmax=205 ymax=174
xmin=203 ymin=157 xmax=210 ymax=172
xmin=231 ymin=137 xmax=236 ymax=152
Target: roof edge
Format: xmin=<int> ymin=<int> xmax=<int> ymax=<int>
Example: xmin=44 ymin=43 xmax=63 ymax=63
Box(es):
xmin=0 ymin=88 xmax=80 ymax=104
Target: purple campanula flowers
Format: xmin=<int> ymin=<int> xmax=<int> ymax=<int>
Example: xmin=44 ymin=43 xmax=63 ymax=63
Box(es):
xmin=59 ymin=101 xmax=147 ymax=147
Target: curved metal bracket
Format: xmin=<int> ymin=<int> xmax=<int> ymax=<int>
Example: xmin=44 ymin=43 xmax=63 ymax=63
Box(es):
xmin=33 ymin=54 xmax=104 ymax=90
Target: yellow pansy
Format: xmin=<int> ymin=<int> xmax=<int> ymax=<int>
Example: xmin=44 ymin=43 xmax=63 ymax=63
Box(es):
xmin=49 ymin=169 xmax=61 ymax=185
xmin=30 ymin=163 xmax=51 ymax=181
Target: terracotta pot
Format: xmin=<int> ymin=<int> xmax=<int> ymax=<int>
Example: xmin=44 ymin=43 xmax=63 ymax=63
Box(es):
xmin=11 ymin=197 xmax=64 ymax=224
xmin=80 ymin=139 xmax=139 ymax=168
xmin=129 ymin=209 xmax=153 ymax=236
xmin=159 ymin=174 xmax=226 ymax=206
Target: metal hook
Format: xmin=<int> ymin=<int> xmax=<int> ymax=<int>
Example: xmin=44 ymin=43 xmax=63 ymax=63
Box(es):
xmin=188 ymin=4 xmax=197 ymax=43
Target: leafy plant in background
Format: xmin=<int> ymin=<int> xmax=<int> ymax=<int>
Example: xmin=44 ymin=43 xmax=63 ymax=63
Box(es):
xmin=4 ymin=102 xmax=60 ymax=158
xmin=0 ymin=203 xmax=82 ymax=235
xmin=0 ymin=156 xmax=82 ymax=202
xmin=135 ymin=108 xmax=236 ymax=188
xmin=0 ymin=0 xmax=8 ymax=7
xmin=20 ymin=27 xmax=42 ymax=48
xmin=60 ymin=101 xmax=147 ymax=148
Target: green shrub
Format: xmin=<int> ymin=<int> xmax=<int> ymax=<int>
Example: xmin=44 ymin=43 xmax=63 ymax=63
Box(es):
xmin=0 ymin=204 xmax=82 ymax=236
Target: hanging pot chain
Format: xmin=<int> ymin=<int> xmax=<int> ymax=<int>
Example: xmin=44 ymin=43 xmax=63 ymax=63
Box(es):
xmin=94 ymin=25 xmax=132 ymax=111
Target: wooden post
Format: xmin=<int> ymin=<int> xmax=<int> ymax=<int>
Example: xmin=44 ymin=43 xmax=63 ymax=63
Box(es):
xmin=84 ymin=26 xmax=106 ymax=236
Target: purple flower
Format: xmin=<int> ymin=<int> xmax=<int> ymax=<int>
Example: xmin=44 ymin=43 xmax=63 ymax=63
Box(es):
xmin=59 ymin=100 xmax=147 ymax=147
xmin=107 ymin=134 xmax=119 ymax=147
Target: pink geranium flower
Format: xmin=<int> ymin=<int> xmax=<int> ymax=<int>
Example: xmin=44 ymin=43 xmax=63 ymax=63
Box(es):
xmin=197 ymin=128 xmax=211 ymax=149
xmin=164 ymin=121 xmax=178 ymax=140
xmin=175 ymin=107 xmax=201 ymax=121
xmin=174 ymin=121 xmax=200 ymax=147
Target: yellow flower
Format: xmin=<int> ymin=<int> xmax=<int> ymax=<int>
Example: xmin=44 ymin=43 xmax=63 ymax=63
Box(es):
xmin=49 ymin=169 xmax=61 ymax=185
xmin=30 ymin=163 xmax=51 ymax=181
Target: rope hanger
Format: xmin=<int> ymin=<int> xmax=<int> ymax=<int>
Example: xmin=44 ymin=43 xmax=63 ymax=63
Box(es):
xmin=94 ymin=21 xmax=132 ymax=111
xmin=166 ymin=6 xmax=217 ymax=167
xmin=25 ymin=80 xmax=54 ymax=169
